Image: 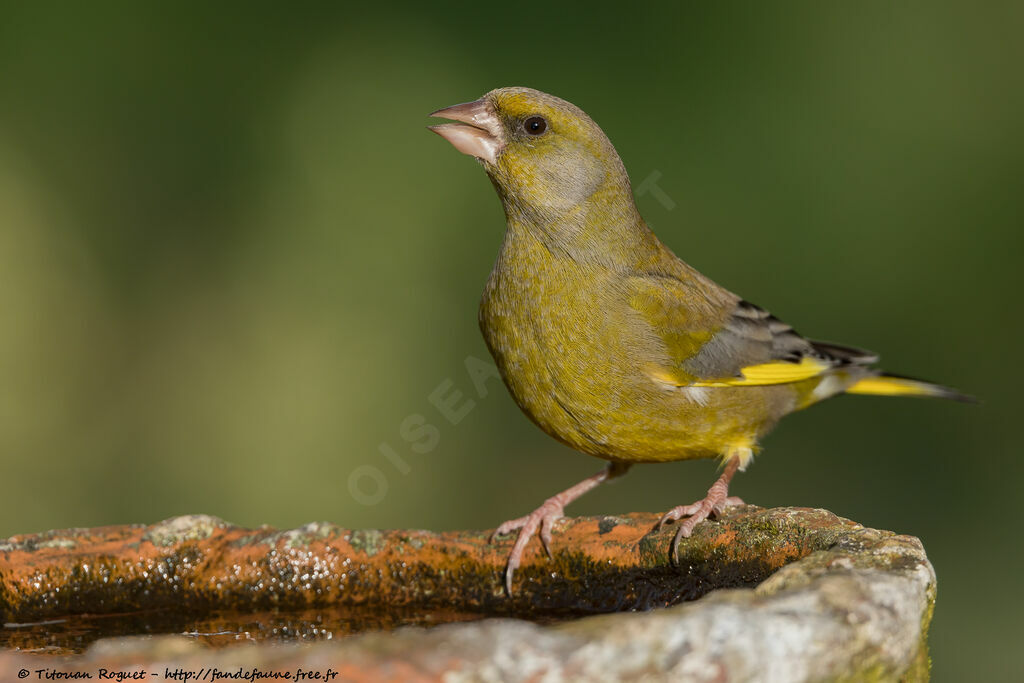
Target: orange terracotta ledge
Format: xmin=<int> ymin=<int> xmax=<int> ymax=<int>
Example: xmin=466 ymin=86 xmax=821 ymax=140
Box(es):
xmin=0 ymin=507 xmax=935 ymax=681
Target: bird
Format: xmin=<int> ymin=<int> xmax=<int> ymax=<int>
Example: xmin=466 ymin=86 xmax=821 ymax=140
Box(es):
xmin=428 ymin=87 xmax=971 ymax=594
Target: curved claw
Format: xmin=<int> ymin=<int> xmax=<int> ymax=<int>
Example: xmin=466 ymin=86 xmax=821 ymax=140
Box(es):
xmin=670 ymin=525 xmax=687 ymax=565
xmin=657 ymin=455 xmax=747 ymax=565
xmin=661 ymin=496 xmax=747 ymax=564
xmin=539 ymin=519 xmax=555 ymax=558
xmin=670 ymin=501 xmax=718 ymax=564
xmin=490 ymin=515 xmax=530 ymax=543
xmin=491 ymin=500 xmax=565 ymax=595
xmin=657 ymin=502 xmax=703 ymax=530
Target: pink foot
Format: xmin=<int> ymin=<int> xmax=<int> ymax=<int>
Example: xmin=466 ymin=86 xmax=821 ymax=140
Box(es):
xmin=490 ymin=497 xmax=565 ymax=595
xmin=489 ymin=463 xmax=631 ymax=595
xmin=657 ymin=494 xmax=744 ymax=563
xmin=656 ymin=455 xmax=745 ymax=564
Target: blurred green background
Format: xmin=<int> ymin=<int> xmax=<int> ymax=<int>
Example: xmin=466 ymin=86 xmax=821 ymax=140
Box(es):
xmin=0 ymin=1 xmax=1019 ymax=678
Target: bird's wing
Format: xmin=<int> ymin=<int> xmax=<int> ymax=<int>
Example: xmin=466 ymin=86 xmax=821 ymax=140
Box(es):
xmin=627 ymin=274 xmax=877 ymax=387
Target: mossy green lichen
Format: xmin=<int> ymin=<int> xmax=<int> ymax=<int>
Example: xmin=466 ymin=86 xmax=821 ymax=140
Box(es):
xmin=143 ymin=515 xmax=224 ymax=547
xmin=348 ymin=529 xmax=385 ymax=557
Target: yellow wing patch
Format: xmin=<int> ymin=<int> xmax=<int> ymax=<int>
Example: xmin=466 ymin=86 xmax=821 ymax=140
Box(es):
xmin=646 ymin=356 xmax=831 ymax=389
xmin=691 ymin=357 xmax=830 ymax=388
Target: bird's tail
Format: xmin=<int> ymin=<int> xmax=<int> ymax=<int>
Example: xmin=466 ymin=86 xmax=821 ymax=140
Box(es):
xmin=845 ymin=373 xmax=975 ymax=403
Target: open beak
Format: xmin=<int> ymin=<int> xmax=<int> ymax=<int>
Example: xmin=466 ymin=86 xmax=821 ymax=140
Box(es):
xmin=429 ymin=98 xmax=504 ymax=165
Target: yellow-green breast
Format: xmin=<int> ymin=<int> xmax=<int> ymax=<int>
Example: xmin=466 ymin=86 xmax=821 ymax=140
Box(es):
xmin=479 ymin=220 xmax=801 ymax=464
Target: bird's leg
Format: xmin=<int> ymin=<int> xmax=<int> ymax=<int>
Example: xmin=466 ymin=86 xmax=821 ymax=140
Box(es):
xmin=657 ymin=455 xmax=744 ymax=563
xmin=491 ymin=462 xmax=631 ymax=594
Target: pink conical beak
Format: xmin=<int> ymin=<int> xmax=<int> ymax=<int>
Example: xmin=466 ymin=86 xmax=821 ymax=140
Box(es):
xmin=429 ymin=98 xmax=504 ymax=164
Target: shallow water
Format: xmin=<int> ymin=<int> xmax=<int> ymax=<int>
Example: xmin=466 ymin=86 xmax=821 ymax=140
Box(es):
xmin=1 ymin=605 xmax=574 ymax=656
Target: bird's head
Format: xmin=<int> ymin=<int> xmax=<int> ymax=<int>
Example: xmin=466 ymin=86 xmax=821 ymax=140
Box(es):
xmin=430 ymin=87 xmax=632 ymax=219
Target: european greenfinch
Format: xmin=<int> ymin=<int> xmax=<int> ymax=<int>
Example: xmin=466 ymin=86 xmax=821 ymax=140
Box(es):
xmin=429 ymin=87 xmax=969 ymax=594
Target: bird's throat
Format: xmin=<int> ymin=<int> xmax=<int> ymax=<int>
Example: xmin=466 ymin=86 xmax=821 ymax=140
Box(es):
xmin=497 ymin=178 xmax=657 ymax=270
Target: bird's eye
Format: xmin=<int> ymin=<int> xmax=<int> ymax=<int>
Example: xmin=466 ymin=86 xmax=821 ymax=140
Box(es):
xmin=523 ymin=116 xmax=547 ymax=136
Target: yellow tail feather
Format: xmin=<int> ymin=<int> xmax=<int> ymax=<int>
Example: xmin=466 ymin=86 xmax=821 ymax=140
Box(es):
xmin=846 ymin=375 xmax=974 ymax=402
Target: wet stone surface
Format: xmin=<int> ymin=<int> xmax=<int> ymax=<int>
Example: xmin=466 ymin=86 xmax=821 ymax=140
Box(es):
xmin=0 ymin=507 xmax=936 ymax=681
